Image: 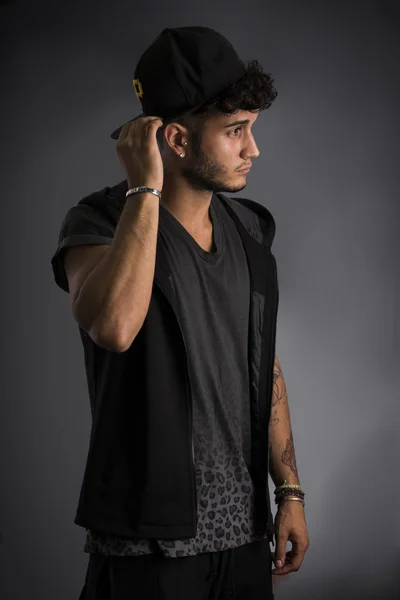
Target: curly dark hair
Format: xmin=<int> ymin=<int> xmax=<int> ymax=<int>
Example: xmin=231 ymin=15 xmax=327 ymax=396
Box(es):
xmin=157 ymin=59 xmax=277 ymax=150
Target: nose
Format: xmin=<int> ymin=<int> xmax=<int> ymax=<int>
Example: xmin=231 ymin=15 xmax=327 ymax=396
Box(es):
xmin=242 ymin=136 xmax=260 ymax=161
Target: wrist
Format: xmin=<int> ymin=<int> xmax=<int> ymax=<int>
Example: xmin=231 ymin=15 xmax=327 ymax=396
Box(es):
xmin=274 ymin=479 xmax=305 ymax=508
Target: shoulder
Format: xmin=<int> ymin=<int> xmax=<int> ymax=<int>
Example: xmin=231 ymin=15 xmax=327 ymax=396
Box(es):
xmin=76 ymin=182 xmax=122 ymax=220
xmin=59 ymin=182 xmax=123 ymax=235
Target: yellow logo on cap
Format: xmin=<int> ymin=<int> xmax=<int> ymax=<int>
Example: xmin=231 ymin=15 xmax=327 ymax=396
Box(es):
xmin=133 ymin=78 xmax=144 ymax=105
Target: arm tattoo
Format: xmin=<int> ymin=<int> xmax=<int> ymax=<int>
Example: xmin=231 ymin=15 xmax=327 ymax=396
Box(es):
xmin=269 ymin=409 xmax=279 ymax=427
xmin=272 ymin=361 xmax=288 ymax=407
xmin=281 ymin=431 xmax=298 ymax=477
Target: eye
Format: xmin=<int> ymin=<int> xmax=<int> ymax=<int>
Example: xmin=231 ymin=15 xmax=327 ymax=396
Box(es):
xmin=229 ymin=126 xmax=242 ymax=136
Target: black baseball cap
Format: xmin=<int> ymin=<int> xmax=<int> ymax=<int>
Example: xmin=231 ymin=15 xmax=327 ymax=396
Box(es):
xmin=110 ymin=26 xmax=247 ymax=139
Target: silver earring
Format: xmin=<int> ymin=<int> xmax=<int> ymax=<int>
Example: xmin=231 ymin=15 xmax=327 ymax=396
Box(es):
xmin=179 ymin=142 xmax=187 ymax=157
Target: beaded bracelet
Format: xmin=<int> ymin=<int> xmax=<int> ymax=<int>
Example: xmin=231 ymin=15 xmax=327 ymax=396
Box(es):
xmin=275 ymin=480 xmax=304 ymax=494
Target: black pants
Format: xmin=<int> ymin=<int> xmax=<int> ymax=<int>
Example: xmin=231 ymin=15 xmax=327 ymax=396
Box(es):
xmin=78 ymin=538 xmax=275 ymax=600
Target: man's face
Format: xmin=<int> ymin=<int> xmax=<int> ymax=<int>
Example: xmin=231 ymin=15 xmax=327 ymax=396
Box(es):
xmin=180 ymin=110 xmax=260 ymax=194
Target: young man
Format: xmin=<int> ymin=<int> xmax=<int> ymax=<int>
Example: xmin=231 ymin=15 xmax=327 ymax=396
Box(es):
xmin=51 ymin=26 xmax=309 ymax=600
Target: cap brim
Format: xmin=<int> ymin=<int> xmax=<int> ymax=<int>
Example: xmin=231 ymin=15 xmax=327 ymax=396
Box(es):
xmin=110 ymin=113 xmax=144 ymax=139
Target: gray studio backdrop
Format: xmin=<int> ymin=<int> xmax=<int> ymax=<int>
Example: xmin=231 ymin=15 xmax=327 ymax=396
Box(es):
xmin=1 ymin=1 xmax=399 ymax=599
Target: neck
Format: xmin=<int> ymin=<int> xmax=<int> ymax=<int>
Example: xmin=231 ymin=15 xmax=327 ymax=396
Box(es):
xmin=159 ymin=176 xmax=213 ymax=231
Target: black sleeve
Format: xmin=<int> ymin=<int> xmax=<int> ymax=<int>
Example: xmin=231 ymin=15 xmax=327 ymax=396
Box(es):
xmin=50 ymin=202 xmax=115 ymax=293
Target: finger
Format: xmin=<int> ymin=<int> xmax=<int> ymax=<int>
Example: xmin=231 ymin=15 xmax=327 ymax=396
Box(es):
xmin=272 ymin=563 xmax=297 ymax=576
xmin=124 ymin=116 xmax=161 ymax=138
xmin=117 ymin=118 xmax=145 ymax=143
xmin=285 ymin=549 xmax=305 ymax=572
xmin=272 ymin=549 xmax=305 ymax=575
xmin=128 ymin=117 xmax=163 ymax=143
xmin=145 ymin=117 xmax=164 ymax=134
xmin=138 ymin=116 xmax=163 ymax=127
xmin=273 ymin=536 xmax=287 ymax=569
xmin=121 ymin=117 xmax=162 ymax=148
xmin=117 ymin=121 xmax=135 ymax=141
xmin=272 ymin=551 xmax=296 ymax=575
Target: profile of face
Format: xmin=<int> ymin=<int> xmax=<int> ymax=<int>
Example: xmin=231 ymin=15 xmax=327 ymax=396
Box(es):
xmin=168 ymin=110 xmax=261 ymax=194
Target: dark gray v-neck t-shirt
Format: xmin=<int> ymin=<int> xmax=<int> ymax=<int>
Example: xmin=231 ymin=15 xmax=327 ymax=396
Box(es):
xmin=84 ymin=194 xmax=270 ymax=558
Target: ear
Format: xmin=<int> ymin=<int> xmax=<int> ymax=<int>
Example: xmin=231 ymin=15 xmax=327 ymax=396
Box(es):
xmin=163 ymin=122 xmax=188 ymax=156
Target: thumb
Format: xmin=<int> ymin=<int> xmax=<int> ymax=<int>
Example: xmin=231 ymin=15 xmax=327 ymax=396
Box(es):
xmin=274 ymin=537 xmax=287 ymax=568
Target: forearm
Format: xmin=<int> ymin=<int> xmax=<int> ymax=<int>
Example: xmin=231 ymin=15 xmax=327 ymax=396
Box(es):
xmin=268 ymin=356 xmax=300 ymax=487
xmin=76 ymin=194 xmax=159 ymax=352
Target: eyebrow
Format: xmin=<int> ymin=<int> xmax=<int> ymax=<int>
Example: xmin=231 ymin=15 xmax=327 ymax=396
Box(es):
xmin=223 ymin=119 xmax=250 ymax=128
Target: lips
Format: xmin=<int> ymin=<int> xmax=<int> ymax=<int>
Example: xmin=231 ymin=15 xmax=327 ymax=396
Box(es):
xmin=238 ymin=164 xmax=252 ymax=172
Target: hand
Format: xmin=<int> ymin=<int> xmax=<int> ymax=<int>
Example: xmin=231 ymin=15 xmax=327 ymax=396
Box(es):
xmin=272 ymin=500 xmax=310 ymax=576
xmin=116 ymin=116 xmax=164 ymax=191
